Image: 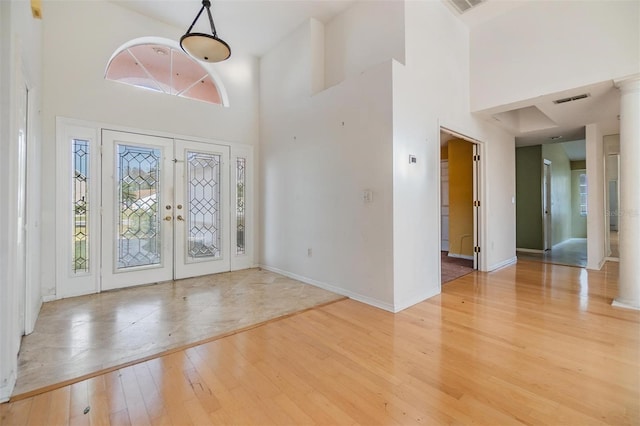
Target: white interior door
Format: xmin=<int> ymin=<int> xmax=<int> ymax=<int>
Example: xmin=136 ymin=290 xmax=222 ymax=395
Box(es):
xmin=543 ymin=161 xmax=552 ymax=250
xmin=472 ymin=144 xmax=479 ymax=270
xmin=174 ymin=139 xmax=230 ymax=279
xmin=101 ymin=130 xmax=174 ymax=290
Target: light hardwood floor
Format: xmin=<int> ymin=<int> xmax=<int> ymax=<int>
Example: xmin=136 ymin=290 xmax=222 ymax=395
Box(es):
xmin=1 ymin=260 xmax=638 ymax=425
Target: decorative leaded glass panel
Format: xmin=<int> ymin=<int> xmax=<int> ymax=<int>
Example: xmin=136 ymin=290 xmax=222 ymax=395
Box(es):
xmin=72 ymin=139 xmax=89 ymax=273
xmin=116 ymin=144 xmax=162 ymax=269
xmin=187 ymin=151 xmax=221 ymax=259
xmin=236 ymin=158 xmax=246 ymax=255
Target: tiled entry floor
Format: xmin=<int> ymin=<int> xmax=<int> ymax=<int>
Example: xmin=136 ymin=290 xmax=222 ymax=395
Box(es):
xmin=13 ymin=268 xmax=343 ymax=398
xmin=517 ymin=238 xmax=587 ymax=268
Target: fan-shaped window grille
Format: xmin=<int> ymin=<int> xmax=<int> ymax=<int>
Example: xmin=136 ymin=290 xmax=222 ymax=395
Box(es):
xmin=106 ymin=40 xmax=227 ymax=106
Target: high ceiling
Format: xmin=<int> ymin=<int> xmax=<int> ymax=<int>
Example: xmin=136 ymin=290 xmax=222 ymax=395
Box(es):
xmin=110 ymin=0 xmax=357 ymax=57
xmin=110 ymin=0 xmax=619 ymax=145
xmin=475 ymin=80 xmax=620 ymax=147
xmin=110 ymin=0 xmax=528 ymax=57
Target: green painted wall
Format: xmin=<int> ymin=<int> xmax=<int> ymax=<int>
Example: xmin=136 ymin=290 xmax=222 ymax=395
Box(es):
xmin=542 ymin=144 xmax=573 ymax=246
xmin=516 ymin=146 xmax=542 ymax=249
xmin=571 ymin=160 xmax=586 ymax=170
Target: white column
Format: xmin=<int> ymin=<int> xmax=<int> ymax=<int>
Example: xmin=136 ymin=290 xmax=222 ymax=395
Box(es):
xmin=614 ymin=75 xmax=640 ymax=310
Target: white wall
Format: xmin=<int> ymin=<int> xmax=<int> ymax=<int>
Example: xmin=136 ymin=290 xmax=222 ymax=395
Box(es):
xmin=0 ymin=0 xmax=43 ymax=402
xmin=324 ymin=0 xmax=405 ymax=88
xmin=391 ymin=0 xmax=516 ymax=310
xmin=260 ymin=1 xmax=516 ymax=312
xmin=260 ymin=13 xmax=399 ymax=309
xmin=471 ymin=0 xmax=640 ymax=111
xmin=586 ymin=123 xmax=606 ymax=269
xmin=40 ymin=1 xmax=260 ymax=297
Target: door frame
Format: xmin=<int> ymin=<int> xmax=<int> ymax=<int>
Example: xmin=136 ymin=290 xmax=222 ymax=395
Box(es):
xmin=55 ymin=117 xmax=255 ymax=299
xmin=543 ymin=159 xmax=552 ymax=251
xmin=10 ymin=56 xmax=41 ymax=337
xmin=439 ymin=126 xmax=485 ymax=274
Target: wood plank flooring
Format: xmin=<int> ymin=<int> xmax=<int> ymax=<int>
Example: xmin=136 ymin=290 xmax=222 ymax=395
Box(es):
xmin=2 ymin=260 xmax=638 ymax=425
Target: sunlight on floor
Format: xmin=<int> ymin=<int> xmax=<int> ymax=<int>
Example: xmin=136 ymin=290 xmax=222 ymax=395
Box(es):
xmin=13 ymin=268 xmax=342 ymax=398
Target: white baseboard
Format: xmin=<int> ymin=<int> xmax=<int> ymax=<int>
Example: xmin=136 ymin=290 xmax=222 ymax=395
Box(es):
xmin=612 ymin=299 xmax=640 ymax=311
xmin=489 ymin=256 xmax=517 ymax=271
xmin=259 ymin=264 xmax=395 ymax=312
xmin=448 ymin=253 xmax=473 ymax=260
xmin=516 ymin=248 xmax=545 ymax=254
xmin=393 ymin=287 xmax=440 ymax=313
xmin=0 ymin=370 xmax=16 ymax=403
xmin=587 ymin=257 xmax=606 ymax=271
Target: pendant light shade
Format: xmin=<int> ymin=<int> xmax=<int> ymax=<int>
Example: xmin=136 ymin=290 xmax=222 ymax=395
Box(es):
xmin=180 ymin=0 xmax=231 ymax=63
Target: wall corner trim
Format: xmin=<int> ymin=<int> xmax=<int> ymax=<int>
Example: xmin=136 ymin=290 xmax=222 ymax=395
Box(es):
xmin=258 ymin=265 xmax=395 ymax=312
xmin=0 ymin=370 xmax=16 ymax=403
xmin=516 ymin=248 xmax=545 ymax=254
xmin=612 ymin=299 xmax=640 ymax=311
xmin=393 ymin=288 xmax=440 ymax=313
xmin=586 ymin=257 xmax=606 ymax=271
xmin=489 ymin=256 xmax=518 ymax=271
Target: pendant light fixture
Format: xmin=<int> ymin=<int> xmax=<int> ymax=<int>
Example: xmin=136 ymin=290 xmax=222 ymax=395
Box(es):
xmin=180 ymin=0 xmax=231 ymax=63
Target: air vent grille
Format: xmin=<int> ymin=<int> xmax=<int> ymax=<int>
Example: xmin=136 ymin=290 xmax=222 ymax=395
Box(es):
xmin=449 ymin=0 xmax=485 ymax=13
xmin=553 ymin=93 xmax=590 ymax=104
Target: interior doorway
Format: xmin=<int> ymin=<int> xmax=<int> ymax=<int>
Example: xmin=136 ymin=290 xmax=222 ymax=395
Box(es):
xmin=439 ymin=128 xmax=480 ymax=284
xmin=515 ymin=139 xmax=588 ymax=267
xmin=543 ymin=160 xmax=552 ymax=250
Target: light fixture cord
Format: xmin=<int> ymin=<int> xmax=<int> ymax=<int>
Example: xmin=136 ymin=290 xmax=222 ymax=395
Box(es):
xmin=206 ymin=5 xmax=218 ymax=36
xmin=185 ymin=0 xmax=218 ymax=37
xmin=185 ymin=4 xmax=205 ymax=34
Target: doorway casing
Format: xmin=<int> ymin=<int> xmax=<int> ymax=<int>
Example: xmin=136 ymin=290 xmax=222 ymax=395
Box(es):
xmin=439 ymin=126 xmax=486 ymax=280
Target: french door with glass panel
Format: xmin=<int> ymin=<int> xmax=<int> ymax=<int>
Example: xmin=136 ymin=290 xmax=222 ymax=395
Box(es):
xmin=101 ymin=130 xmax=230 ymax=290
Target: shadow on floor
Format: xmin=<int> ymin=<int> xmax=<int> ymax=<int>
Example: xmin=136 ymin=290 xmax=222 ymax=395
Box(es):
xmin=441 ymin=251 xmax=474 ymax=284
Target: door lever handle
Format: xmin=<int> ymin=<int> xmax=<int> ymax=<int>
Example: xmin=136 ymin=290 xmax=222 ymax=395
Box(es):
xmin=177 ymin=215 xmax=185 ymax=221
xmin=163 ymin=216 xmax=172 ymax=221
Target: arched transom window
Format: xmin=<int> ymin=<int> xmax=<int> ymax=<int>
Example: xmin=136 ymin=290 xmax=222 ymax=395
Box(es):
xmin=105 ymin=37 xmax=228 ymax=106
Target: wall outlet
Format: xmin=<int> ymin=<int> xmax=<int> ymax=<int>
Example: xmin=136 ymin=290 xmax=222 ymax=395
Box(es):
xmin=363 ymin=190 xmax=373 ymax=203
xmin=307 ymin=248 xmax=312 ymax=257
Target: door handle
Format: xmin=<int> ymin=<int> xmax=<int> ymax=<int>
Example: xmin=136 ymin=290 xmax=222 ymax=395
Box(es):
xmin=177 ymin=215 xmax=185 ymax=221
xmin=163 ymin=216 xmax=172 ymax=221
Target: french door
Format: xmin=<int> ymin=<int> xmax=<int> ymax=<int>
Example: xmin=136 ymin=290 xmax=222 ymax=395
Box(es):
xmin=57 ymin=122 xmax=252 ymax=298
xmin=101 ymin=130 xmax=230 ymax=290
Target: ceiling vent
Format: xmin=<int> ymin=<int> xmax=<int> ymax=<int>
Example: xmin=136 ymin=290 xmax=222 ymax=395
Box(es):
xmin=553 ymin=93 xmax=590 ymax=104
xmin=448 ymin=0 xmax=485 ymax=13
